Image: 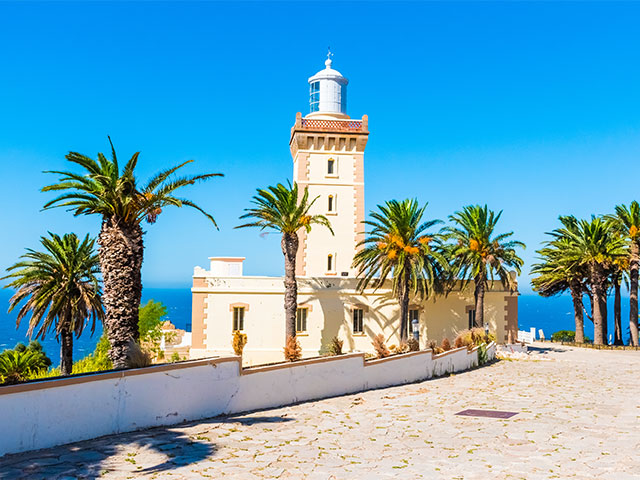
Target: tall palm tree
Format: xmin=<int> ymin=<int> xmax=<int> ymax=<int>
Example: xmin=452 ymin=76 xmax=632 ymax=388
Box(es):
xmin=443 ymin=205 xmax=524 ymax=328
xmin=607 ymin=201 xmax=640 ymax=346
xmin=352 ymin=199 xmax=446 ymax=341
xmin=42 ymin=139 xmax=222 ymax=368
xmin=555 ymin=216 xmax=626 ymax=345
xmin=237 ymin=182 xmax=333 ymax=342
xmin=610 ymin=258 xmax=628 ymax=346
xmin=531 ymin=216 xmax=589 ymax=343
xmin=3 ymin=233 xmax=103 ymax=375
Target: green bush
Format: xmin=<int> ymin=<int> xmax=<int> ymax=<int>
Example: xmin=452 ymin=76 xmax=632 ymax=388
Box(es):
xmin=551 ymin=330 xmax=575 ymax=342
xmin=0 ymin=341 xmax=52 ymax=384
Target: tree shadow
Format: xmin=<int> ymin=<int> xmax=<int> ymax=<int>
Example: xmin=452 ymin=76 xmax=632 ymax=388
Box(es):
xmin=0 ymin=414 xmax=294 ymax=478
xmin=528 ymin=345 xmax=569 ymax=355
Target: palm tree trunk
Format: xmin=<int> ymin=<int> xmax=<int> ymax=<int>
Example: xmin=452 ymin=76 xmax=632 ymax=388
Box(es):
xmin=60 ymin=327 xmax=73 ymax=376
xmin=614 ymin=277 xmax=623 ymax=345
xmin=569 ymin=281 xmax=585 ymax=343
xmin=474 ymin=275 xmax=485 ymax=328
xmin=398 ymin=274 xmax=410 ymax=342
xmin=591 ymin=264 xmax=607 ymax=345
xmin=282 ymin=232 xmax=299 ymax=342
xmin=98 ymin=217 xmax=143 ymax=369
xmin=630 ymin=243 xmax=639 ymax=346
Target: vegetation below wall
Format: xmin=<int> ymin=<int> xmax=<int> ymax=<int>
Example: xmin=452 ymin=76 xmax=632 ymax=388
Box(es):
xmin=0 ymin=300 xmax=180 ymax=385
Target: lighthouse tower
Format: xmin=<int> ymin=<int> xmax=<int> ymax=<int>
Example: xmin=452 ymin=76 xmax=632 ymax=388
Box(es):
xmin=290 ymin=53 xmax=369 ymax=277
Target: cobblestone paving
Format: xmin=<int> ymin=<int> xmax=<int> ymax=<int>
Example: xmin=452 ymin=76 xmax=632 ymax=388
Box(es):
xmin=2 ymin=344 xmax=640 ymax=479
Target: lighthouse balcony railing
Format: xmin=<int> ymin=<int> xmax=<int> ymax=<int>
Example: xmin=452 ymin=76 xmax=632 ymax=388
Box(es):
xmin=294 ymin=115 xmax=368 ymax=133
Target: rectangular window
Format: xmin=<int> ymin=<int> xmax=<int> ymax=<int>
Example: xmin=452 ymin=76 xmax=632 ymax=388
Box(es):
xmin=328 ymin=195 xmax=334 ymax=212
xmin=233 ymin=307 xmax=245 ymax=331
xmin=310 ymin=82 xmax=320 ymax=112
xmin=327 ymin=159 xmax=335 ymax=174
xmin=468 ymin=309 xmax=476 ymax=329
xmin=353 ymin=308 xmax=364 ymax=334
xmin=296 ymin=308 xmax=308 ymax=333
xmin=327 ymin=254 xmax=334 ymax=272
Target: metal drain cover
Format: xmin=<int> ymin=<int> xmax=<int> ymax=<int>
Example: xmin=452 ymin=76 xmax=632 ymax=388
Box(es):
xmin=455 ymin=409 xmax=518 ymax=419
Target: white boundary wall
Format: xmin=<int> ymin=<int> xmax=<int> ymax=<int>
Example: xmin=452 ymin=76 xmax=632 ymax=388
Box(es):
xmin=0 ymin=342 xmax=495 ymax=457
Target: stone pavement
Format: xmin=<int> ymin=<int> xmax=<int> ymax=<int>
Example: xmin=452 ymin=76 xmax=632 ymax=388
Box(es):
xmin=2 ymin=344 xmax=640 ymax=479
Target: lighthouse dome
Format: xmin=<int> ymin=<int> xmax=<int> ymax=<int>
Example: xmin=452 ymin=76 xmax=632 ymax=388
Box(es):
xmin=307 ymin=54 xmax=349 ymax=118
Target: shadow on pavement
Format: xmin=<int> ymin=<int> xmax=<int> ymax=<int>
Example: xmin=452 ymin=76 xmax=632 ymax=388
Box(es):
xmin=0 ymin=414 xmax=294 ymax=478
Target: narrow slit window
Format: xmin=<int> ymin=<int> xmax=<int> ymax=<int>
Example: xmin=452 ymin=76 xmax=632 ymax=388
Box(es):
xmin=327 ymin=158 xmax=335 ymax=175
xmin=233 ymin=307 xmax=245 ymax=331
xmin=296 ymin=308 xmax=308 ymax=333
xmin=353 ymin=308 xmax=364 ymax=334
xmin=328 ymin=195 xmax=334 ymax=212
xmin=327 ymin=254 xmax=333 ymax=272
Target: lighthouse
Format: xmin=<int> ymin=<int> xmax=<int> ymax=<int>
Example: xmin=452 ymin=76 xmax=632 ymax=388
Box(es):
xmin=290 ymin=53 xmax=369 ymax=277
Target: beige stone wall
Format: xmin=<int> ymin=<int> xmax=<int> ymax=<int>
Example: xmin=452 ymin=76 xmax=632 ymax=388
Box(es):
xmin=190 ymin=276 xmax=516 ymax=366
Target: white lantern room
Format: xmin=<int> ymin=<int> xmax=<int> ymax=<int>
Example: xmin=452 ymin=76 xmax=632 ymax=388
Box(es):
xmin=307 ymin=52 xmax=349 ymax=119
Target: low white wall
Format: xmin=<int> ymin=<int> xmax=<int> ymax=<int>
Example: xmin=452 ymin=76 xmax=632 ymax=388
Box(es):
xmin=0 ymin=342 xmax=495 ymax=457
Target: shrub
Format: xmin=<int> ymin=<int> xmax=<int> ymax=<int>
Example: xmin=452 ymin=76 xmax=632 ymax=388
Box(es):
xmin=455 ymin=328 xmax=494 ymax=350
xmin=0 ymin=349 xmax=49 ymax=384
xmin=428 ymin=339 xmax=444 ymax=354
xmin=170 ymin=352 xmax=181 ymax=363
xmin=139 ymin=299 xmax=171 ymax=359
xmin=371 ymin=334 xmax=390 ymax=359
xmin=71 ymin=333 xmax=112 ymax=373
xmin=284 ymin=335 xmax=302 ymax=362
xmin=125 ymin=341 xmax=152 ymax=368
xmin=328 ymin=336 xmax=343 ymax=356
xmin=551 ymin=330 xmax=575 ymax=342
xmin=478 ymin=344 xmax=488 ymax=365
xmin=441 ymin=338 xmax=452 ymax=351
xmin=390 ymin=342 xmax=410 ymax=355
xmin=407 ymin=338 xmax=419 ymax=352
xmin=232 ymin=331 xmax=248 ymax=356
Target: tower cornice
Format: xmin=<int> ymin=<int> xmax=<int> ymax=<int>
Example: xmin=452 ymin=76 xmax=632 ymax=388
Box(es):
xmin=290 ymin=113 xmax=369 ymax=157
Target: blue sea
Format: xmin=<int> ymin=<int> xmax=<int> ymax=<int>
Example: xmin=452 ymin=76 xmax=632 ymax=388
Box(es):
xmin=0 ymin=288 xmax=192 ymax=366
xmin=0 ymin=289 xmax=631 ymax=365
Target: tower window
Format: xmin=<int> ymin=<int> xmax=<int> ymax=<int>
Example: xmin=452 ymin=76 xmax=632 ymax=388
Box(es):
xmin=327 ymin=254 xmax=334 ymax=272
xmin=353 ymin=308 xmax=364 ymax=334
xmin=296 ymin=307 xmax=308 ymax=333
xmin=310 ymin=81 xmax=320 ymax=113
xmin=327 ymin=158 xmax=335 ymax=175
xmin=328 ymin=195 xmax=334 ymax=212
xmin=233 ymin=307 xmax=245 ymax=331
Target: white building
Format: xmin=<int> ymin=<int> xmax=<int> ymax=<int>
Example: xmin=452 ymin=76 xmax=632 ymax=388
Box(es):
xmin=190 ymin=55 xmax=518 ymax=365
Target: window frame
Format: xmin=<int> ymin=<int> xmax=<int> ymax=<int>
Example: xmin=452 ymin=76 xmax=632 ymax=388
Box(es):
xmin=233 ymin=306 xmax=245 ymax=332
xmin=353 ymin=308 xmax=364 ymax=334
xmin=296 ymin=307 xmax=308 ymax=333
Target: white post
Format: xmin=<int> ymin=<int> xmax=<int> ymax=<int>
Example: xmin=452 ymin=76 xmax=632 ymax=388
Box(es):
xmin=530 ymin=327 xmax=536 ymax=341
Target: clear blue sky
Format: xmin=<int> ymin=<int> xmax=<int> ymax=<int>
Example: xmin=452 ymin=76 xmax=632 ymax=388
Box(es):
xmin=1 ymin=1 xmax=639 ymax=294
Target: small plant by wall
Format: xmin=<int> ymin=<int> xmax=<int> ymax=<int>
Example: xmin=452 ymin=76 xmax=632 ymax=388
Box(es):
xmin=372 ymin=334 xmax=390 ymax=359
xmin=232 ymin=331 xmax=248 ymax=356
xmin=284 ymin=336 xmax=302 ymax=362
xmin=441 ymin=338 xmax=451 ymax=351
xmin=328 ymin=336 xmax=343 ymax=356
xmin=407 ymin=338 xmax=419 ymax=352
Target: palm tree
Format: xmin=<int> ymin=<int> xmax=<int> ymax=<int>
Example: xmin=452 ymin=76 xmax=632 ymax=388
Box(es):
xmin=610 ymin=258 xmax=628 ymax=345
xmin=352 ymin=199 xmax=446 ymax=341
xmin=443 ymin=205 xmax=524 ymax=328
xmin=237 ymin=182 xmax=333 ymax=342
xmin=42 ymin=139 xmax=222 ymax=368
xmin=3 ymin=233 xmax=103 ymax=375
xmin=531 ymin=216 xmax=589 ymax=343
xmin=555 ymin=216 xmax=626 ymax=345
xmin=607 ymin=201 xmax=640 ymax=346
